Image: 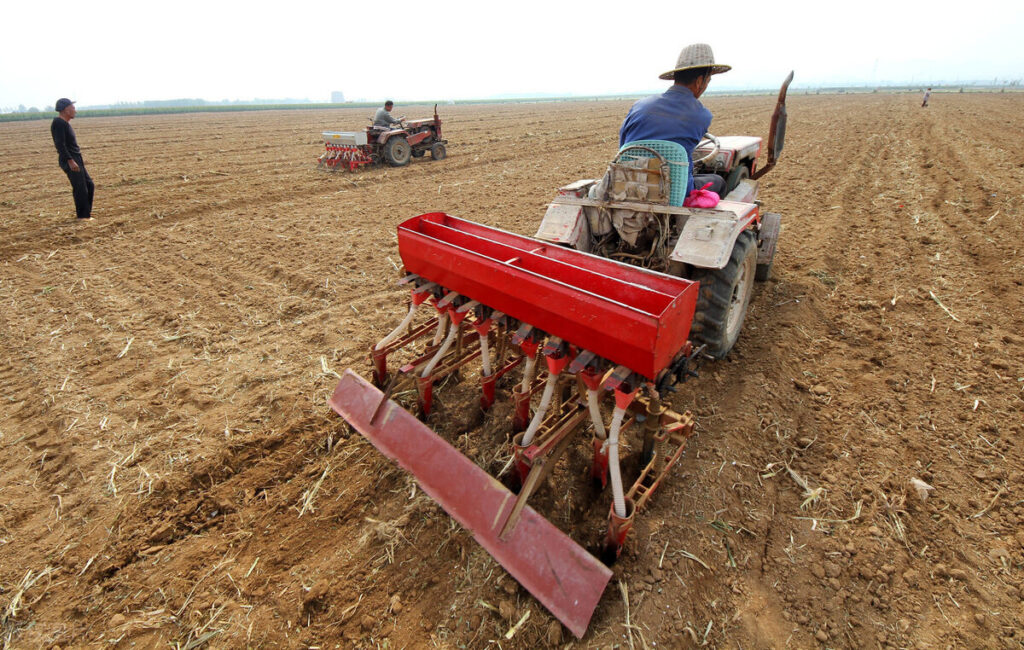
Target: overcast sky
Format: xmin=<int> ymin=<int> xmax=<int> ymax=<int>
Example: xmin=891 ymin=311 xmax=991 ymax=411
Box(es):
xmin=2 ymin=0 xmax=1022 ymax=109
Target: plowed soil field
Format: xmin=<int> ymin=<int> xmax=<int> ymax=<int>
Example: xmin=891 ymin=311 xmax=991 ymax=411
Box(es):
xmin=1 ymin=93 xmax=1022 ymax=649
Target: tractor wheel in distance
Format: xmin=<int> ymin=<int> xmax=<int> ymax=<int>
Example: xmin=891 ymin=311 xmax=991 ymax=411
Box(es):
xmin=383 ymin=136 xmax=411 ymax=166
xmin=755 ymin=212 xmax=781 ymax=281
xmin=724 ymin=164 xmax=749 ymax=196
xmin=430 ymin=143 xmax=447 ymax=160
xmin=412 ymin=149 xmax=425 ymax=158
xmin=687 ymin=230 xmax=757 ymax=358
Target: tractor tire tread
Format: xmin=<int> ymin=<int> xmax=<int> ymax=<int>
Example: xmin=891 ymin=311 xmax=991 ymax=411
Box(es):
xmin=687 ymin=231 xmax=757 ymax=358
xmin=384 ymin=136 xmax=412 ymax=167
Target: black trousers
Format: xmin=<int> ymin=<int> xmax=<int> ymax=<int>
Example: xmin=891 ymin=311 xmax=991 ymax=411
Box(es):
xmin=60 ymin=159 xmax=94 ymax=219
xmin=693 ymin=173 xmax=725 ymax=195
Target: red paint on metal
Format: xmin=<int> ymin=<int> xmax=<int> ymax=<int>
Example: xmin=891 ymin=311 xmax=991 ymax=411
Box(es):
xmin=614 ymin=387 xmax=639 ymax=410
xmin=371 ymin=347 xmax=388 ymax=386
xmin=519 ymin=337 xmax=540 ymax=359
xmin=416 ymin=375 xmax=434 ymax=415
xmin=545 ymin=353 xmax=570 ymax=375
xmin=407 ymin=130 xmax=431 ymax=146
xmin=580 ymin=368 xmax=603 ymax=391
xmin=397 ymin=213 xmax=698 ymax=380
xmin=329 ymin=371 xmax=612 ymax=638
xmin=603 ymin=499 xmax=635 ymax=558
xmin=512 ymin=387 xmax=531 ymax=433
xmin=512 ymin=437 xmax=531 ymax=484
xmin=480 ymin=374 xmax=496 ymax=410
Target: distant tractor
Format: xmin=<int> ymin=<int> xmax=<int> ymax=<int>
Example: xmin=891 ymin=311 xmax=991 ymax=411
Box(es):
xmin=318 ymin=105 xmax=447 ymax=171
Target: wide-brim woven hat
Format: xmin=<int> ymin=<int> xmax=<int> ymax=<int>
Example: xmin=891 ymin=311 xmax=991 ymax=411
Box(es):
xmin=659 ymin=43 xmax=731 ymax=80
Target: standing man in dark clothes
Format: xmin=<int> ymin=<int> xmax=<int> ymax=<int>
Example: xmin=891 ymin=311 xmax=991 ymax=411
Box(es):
xmin=50 ymin=98 xmax=94 ymax=220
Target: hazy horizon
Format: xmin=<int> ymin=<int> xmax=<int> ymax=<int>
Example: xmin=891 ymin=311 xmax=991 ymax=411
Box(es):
xmin=3 ymin=0 xmax=1021 ymax=111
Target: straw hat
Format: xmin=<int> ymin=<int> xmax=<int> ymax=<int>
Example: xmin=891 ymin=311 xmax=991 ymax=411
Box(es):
xmin=659 ymin=43 xmax=731 ymax=80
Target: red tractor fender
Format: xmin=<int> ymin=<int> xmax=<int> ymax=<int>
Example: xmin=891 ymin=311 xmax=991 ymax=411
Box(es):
xmin=406 ymin=130 xmax=433 ymax=147
xmin=668 ymin=201 xmax=760 ymax=270
xmin=372 ymin=128 xmax=408 ymax=145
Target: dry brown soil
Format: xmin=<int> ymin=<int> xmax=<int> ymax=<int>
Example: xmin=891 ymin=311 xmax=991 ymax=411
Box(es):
xmin=1 ymin=93 xmax=1022 ymax=648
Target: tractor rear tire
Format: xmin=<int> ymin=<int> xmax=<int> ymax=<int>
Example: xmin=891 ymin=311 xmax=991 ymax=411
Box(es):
xmin=755 ymin=212 xmax=781 ymax=282
xmin=688 ymin=230 xmax=757 ymax=358
xmin=724 ymin=164 xmax=749 ymax=196
xmin=431 ymin=143 xmax=447 ymax=160
xmin=384 ymin=136 xmax=411 ymax=166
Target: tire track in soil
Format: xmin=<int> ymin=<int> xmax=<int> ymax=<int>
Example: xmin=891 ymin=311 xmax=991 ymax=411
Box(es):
xmin=729 ymin=96 xmax=1022 ymax=648
xmin=1 ymin=96 xmax=1022 ymax=648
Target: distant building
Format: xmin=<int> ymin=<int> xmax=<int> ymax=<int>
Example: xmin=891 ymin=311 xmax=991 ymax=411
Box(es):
xmin=331 ymin=91 xmax=345 ymax=103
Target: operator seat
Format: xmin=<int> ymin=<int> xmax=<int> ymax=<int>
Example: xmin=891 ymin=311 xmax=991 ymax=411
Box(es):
xmin=617 ymin=140 xmax=689 ymax=207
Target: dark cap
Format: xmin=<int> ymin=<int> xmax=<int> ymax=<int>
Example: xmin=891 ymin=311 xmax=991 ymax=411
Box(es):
xmin=55 ymin=98 xmax=75 ymax=111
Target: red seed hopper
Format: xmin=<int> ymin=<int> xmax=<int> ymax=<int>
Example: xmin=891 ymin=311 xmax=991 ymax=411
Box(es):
xmin=330 ymin=213 xmax=702 ymax=637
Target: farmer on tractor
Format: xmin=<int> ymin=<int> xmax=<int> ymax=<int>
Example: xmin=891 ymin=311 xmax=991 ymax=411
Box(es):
xmin=619 ymin=43 xmax=730 ymax=196
xmin=373 ymin=100 xmax=403 ymax=129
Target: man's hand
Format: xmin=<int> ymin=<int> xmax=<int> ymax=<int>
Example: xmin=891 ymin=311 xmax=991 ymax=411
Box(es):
xmin=69 ymin=160 xmax=80 ymax=172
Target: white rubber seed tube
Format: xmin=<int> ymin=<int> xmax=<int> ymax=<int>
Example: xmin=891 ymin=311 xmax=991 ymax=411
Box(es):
xmin=479 ymin=334 xmax=492 ymax=377
xmin=587 ymin=389 xmax=606 ymax=440
xmin=421 ymin=323 xmax=459 ymax=378
xmin=608 ymin=406 xmax=628 ymax=518
xmin=431 ymin=312 xmax=449 ymax=346
xmin=519 ymin=355 xmax=537 ymax=393
xmin=373 ymin=303 xmax=419 ymax=351
xmin=521 ymin=370 xmax=559 ymax=447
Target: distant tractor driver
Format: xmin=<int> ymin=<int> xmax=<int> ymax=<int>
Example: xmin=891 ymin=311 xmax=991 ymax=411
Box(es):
xmin=619 ymin=43 xmax=730 ymax=196
xmin=373 ymin=100 xmax=403 ymax=128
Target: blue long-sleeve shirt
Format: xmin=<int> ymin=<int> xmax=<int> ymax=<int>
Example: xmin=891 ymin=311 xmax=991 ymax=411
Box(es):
xmin=619 ymin=85 xmax=712 ymax=194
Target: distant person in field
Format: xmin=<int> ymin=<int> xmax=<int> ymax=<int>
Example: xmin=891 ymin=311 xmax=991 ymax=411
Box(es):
xmin=619 ymin=43 xmax=730 ymax=196
xmin=922 ymin=88 xmax=931 ymax=108
xmin=373 ymin=100 xmax=403 ymax=129
xmin=50 ymin=98 xmax=94 ymax=220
